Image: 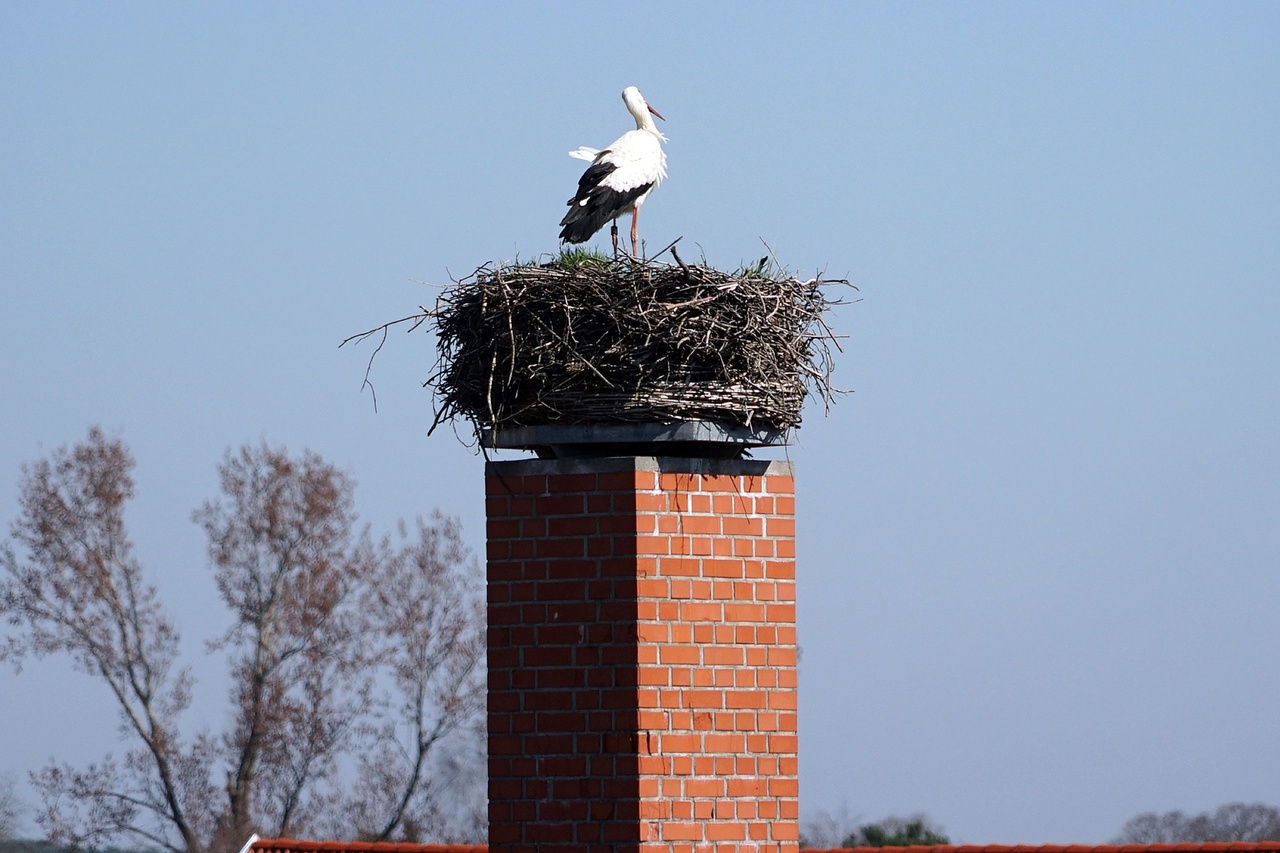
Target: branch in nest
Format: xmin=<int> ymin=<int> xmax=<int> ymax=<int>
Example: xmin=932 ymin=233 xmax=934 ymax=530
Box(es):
xmin=339 ymin=309 xmax=435 ymax=413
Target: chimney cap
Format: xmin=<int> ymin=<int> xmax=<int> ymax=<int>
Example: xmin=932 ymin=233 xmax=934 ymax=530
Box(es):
xmin=483 ymin=420 xmax=789 ymax=459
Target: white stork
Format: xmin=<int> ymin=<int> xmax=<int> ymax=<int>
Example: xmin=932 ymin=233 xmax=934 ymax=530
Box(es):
xmin=559 ymin=86 xmax=667 ymax=257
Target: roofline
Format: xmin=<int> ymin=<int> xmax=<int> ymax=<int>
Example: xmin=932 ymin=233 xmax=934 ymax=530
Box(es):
xmin=249 ymin=839 xmax=486 ymax=853
xmin=250 ymin=840 xmax=1280 ymax=853
xmin=811 ymin=847 xmax=1280 ymax=853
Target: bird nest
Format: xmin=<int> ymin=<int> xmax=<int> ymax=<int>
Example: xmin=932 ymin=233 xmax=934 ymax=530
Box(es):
xmin=423 ymin=248 xmax=851 ymax=435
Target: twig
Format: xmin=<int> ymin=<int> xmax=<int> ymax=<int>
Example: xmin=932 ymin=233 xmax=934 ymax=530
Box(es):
xmin=338 ymin=309 xmax=435 ymax=349
xmin=340 ymin=309 xmax=436 ymax=413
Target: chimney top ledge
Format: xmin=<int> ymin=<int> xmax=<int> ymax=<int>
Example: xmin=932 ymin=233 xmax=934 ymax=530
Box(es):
xmin=485 ymin=455 xmax=793 ymax=478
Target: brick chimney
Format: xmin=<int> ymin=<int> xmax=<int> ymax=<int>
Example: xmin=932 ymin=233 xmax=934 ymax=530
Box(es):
xmin=485 ymin=448 xmax=797 ymax=853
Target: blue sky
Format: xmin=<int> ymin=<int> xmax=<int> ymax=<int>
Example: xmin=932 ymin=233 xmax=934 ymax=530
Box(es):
xmin=2 ymin=2 xmax=1278 ymax=845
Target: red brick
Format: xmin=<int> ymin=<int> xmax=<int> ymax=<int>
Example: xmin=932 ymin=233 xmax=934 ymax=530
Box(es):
xmin=633 ymin=535 xmax=671 ymax=555
xmin=679 ymin=689 xmax=723 ymax=709
xmin=680 ymin=601 xmax=723 ymax=621
xmin=725 ymin=690 xmax=767 ymax=710
xmin=703 ymin=646 xmax=744 ymax=666
xmin=766 ymin=603 xmax=796 ymax=623
xmin=766 ymin=516 xmax=795 ymax=537
xmin=659 ymin=645 xmax=701 ymax=665
xmin=634 ymin=600 xmax=661 ymax=622
xmin=487 ymin=517 xmax=521 ymax=538
xmin=635 ymin=622 xmax=669 ymax=642
xmin=722 ymin=515 xmax=763 ymax=535
xmin=768 ymin=647 xmax=797 ymax=666
xmin=680 ymin=515 xmax=722 ymax=535
xmin=663 ymin=822 xmax=704 ymax=841
xmin=547 ymin=515 xmax=599 ymax=536
xmin=533 ymin=537 xmax=584 ymax=559
xmin=726 ymin=777 xmax=766 ymax=797
xmin=768 ymin=733 xmax=798 ymax=753
xmin=723 ymin=602 xmax=766 ymax=622
xmin=768 ymin=775 xmax=800 ymax=797
xmin=487 ymin=460 xmax=796 ymax=853
xmin=658 ymin=556 xmax=700 ymax=577
xmin=632 ymin=492 xmax=667 ymax=512
xmin=515 ymin=474 xmax=547 ymax=495
xmin=707 ymin=823 xmax=746 ymax=841
xmin=485 ymin=475 xmax=517 ymax=497
xmin=704 ymin=559 xmax=745 ymax=578
xmin=704 ymin=732 xmax=745 ymax=753
xmin=637 ymin=667 xmax=670 ymax=686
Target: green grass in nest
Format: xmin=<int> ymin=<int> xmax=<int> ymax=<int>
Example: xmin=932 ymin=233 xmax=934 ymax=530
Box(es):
xmin=550 ymin=246 xmax=614 ymax=271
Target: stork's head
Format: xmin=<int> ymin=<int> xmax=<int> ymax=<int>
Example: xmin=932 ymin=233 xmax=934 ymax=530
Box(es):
xmin=622 ymin=86 xmax=665 ymax=128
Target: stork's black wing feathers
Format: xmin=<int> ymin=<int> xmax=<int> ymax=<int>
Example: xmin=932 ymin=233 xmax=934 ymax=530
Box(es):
xmin=558 ymin=160 xmax=653 ymax=244
xmin=572 ymin=160 xmax=617 ymax=198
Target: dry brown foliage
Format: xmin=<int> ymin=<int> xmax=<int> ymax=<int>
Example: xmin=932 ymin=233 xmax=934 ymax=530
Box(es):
xmin=1 ymin=429 xmax=485 ymax=853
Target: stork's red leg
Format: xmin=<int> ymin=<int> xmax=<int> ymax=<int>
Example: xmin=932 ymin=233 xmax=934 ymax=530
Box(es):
xmin=631 ymin=208 xmax=640 ymax=257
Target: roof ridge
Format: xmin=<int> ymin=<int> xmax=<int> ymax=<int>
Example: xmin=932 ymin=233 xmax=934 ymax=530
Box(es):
xmin=811 ymin=846 xmax=1280 ymax=853
xmin=249 ymin=840 xmax=1280 ymax=853
xmin=250 ymin=840 xmax=487 ymax=853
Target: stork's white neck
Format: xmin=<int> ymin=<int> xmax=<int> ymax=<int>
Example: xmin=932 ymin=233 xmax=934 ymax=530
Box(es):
xmin=633 ymin=110 xmax=661 ymax=136
xmin=622 ymin=87 xmax=664 ymax=139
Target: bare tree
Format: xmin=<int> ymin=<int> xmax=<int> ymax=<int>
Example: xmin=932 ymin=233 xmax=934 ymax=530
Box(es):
xmin=0 ymin=773 xmax=22 ymax=841
xmin=343 ymin=514 xmax=485 ymax=842
xmin=800 ymin=803 xmax=862 ymax=849
xmin=1115 ymin=810 xmax=1187 ymax=844
xmin=1210 ymin=802 xmax=1280 ymax=842
xmin=1115 ymin=802 xmax=1280 ymax=843
xmin=0 ymin=428 xmax=212 ymax=853
xmin=194 ymin=444 xmax=375 ymax=849
xmin=1 ymin=429 xmax=485 ymax=853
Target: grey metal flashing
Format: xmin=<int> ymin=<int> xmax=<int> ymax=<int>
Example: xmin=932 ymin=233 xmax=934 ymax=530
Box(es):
xmin=483 ymin=421 xmax=789 ymax=450
xmin=485 ymin=455 xmax=794 ymax=479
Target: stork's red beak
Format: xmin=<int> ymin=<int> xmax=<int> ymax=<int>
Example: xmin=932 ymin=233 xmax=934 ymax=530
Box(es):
xmin=648 ymin=104 xmax=665 ymax=121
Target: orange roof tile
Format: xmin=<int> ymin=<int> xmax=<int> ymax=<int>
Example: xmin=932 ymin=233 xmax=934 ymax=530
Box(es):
xmin=250 ymin=839 xmax=485 ymax=853
xmin=811 ymin=847 xmax=1280 ymax=853
xmin=250 ymin=839 xmax=1280 ymax=853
